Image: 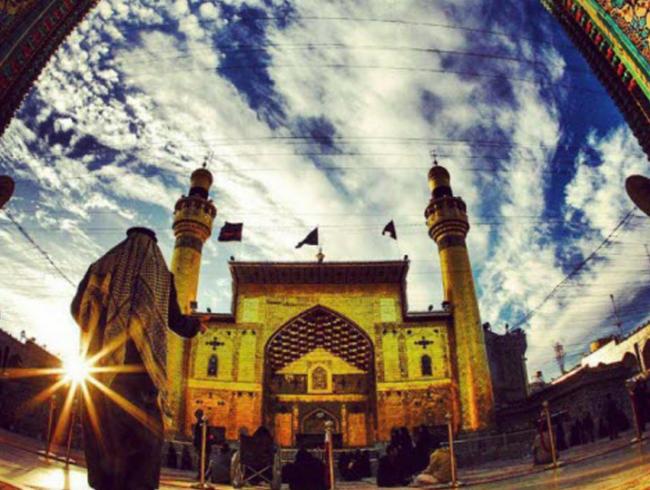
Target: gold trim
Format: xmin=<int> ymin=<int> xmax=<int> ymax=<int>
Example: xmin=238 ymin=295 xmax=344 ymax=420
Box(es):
xmin=377 ymin=379 xmax=452 ymax=391
xmin=187 ymin=379 xmax=262 ymax=391
xmin=274 ymin=394 xmax=368 ymax=402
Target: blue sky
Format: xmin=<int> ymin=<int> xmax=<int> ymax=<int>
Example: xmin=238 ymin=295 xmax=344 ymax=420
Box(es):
xmin=0 ymin=0 xmax=648 ymax=380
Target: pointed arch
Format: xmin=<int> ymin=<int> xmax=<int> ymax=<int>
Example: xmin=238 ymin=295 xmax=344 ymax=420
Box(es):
xmin=265 ymin=305 xmax=374 ymax=373
xmin=301 ymin=407 xmax=340 ymax=434
xmin=421 ymin=354 xmax=433 ymax=376
xmin=207 ymin=354 xmax=218 ymax=377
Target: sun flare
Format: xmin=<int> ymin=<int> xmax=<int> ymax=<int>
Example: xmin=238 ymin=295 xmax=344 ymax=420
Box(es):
xmin=63 ymin=356 xmax=91 ymax=385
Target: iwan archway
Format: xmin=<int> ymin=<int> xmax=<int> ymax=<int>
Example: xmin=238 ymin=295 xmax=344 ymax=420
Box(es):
xmin=263 ymin=305 xmax=376 ymax=448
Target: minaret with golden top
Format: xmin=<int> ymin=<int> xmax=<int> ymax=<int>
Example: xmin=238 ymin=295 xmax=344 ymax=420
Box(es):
xmin=169 ymin=165 xmax=216 ymax=434
xmin=424 ymin=156 xmax=494 ymax=431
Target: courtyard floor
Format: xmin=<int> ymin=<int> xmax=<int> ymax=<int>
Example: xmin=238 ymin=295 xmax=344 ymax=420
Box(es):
xmin=0 ymin=429 xmax=648 ymax=489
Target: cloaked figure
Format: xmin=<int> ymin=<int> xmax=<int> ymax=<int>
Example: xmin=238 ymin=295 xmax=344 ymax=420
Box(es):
xmin=282 ymin=448 xmax=326 ymax=490
xmin=377 ymin=444 xmax=411 ymax=487
xmin=71 ymin=227 xmax=206 ymax=490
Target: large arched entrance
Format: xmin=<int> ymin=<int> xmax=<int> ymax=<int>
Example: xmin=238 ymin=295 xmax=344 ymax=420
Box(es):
xmin=263 ymin=305 xmax=375 ymax=448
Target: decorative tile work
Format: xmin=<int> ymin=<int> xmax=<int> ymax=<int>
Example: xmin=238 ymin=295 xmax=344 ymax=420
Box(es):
xmin=266 ymin=306 xmax=373 ymax=373
xmin=1 ymin=0 xmax=100 ymax=135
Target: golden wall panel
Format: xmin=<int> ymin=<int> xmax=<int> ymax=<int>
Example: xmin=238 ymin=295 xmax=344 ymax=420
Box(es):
xmin=237 ymin=333 xmax=257 ymax=382
xmin=381 ymin=333 xmax=400 ymax=382
xmin=347 ymin=413 xmax=368 ymax=446
xmin=192 ymin=333 xmax=234 ymax=381
xmin=274 ymin=413 xmax=293 ymax=447
xmin=405 ymin=327 xmax=449 ymax=379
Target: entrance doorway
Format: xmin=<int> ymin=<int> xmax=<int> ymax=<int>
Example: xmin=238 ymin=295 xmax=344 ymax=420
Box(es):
xmin=263 ymin=306 xmax=375 ymax=447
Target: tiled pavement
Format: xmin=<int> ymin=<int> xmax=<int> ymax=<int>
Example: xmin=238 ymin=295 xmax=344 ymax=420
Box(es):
xmin=0 ymin=429 xmax=648 ymax=489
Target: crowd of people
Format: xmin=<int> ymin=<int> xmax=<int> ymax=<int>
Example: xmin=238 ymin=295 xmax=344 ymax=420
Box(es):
xmin=533 ymin=392 xmax=639 ymax=466
xmin=376 ymin=426 xmax=451 ymax=487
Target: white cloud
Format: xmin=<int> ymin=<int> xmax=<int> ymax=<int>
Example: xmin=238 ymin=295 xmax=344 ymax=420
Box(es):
xmin=0 ymin=0 xmax=647 ymax=382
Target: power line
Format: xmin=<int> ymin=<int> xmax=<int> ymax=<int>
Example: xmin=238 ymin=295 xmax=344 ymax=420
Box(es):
xmin=117 ymin=41 xmax=591 ymax=77
xmin=2 ymin=210 xmax=76 ymax=288
xmin=125 ymin=62 xmax=608 ymax=97
xmin=512 ymin=209 xmax=638 ymax=328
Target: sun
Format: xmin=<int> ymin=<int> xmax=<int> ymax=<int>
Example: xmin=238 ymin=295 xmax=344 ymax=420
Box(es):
xmin=63 ymin=355 xmax=91 ymax=385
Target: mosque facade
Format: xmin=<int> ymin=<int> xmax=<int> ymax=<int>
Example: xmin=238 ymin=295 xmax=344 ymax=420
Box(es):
xmin=166 ymin=161 xmax=495 ymax=447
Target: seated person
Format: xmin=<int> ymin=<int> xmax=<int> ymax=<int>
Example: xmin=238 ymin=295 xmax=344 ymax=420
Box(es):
xmin=282 ymin=448 xmax=326 ymax=490
xmin=339 ymin=450 xmax=364 ymax=481
xmin=413 ymin=447 xmax=451 ymax=486
xmin=209 ymin=443 xmax=232 ymax=484
xmin=377 ymin=444 xmax=410 ymax=487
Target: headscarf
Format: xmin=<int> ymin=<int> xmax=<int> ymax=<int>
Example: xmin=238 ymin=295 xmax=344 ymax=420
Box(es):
xmin=71 ymin=228 xmax=172 ymax=423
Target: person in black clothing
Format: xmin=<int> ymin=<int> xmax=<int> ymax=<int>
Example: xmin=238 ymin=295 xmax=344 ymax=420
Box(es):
xmin=581 ymin=410 xmax=595 ymax=443
xmin=555 ymin=418 xmax=567 ymax=451
xmin=339 ymin=450 xmax=364 ymax=481
xmin=604 ymin=394 xmax=619 ymax=440
xmin=282 ymin=448 xmax=326 ymax=490
xmin=413 ymin=425 xmax=434 ymax=473
xmin=377 ymin=444 xmax=411 ymax=487
xmin=166 ymin=444 xmax=178 ymax=469
xmin=632 ymin=380 xmax=648 ymax=433
xmin=359 ymin=450 xmax=372 ymax=478
xmin=181 ymin=445 xmax=194 ymax=471
xmin=209 ymin=443 xmax=233 ymax=484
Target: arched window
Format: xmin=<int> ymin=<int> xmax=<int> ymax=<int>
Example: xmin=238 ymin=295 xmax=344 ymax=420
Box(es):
xmin=311 ymin=366 xmax=328 ymax=391
xmin=207 ymin=354 xmax=218 ymax=377
xmin=421 ymin=355 xmax=432 ymax=377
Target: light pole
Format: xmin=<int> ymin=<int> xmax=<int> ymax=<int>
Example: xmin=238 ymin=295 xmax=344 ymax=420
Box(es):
xmin=625 ymin=378 xmax=645 ymax=444
xmin=542 ymin=401 xmax=561 ymax=469
xmin=191 ymin=414 xmax=214 ymax=489
xmin=445 ymin=412 xmax=461 ymax=487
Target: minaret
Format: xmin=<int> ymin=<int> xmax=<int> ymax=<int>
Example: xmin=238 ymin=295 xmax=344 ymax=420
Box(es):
xmin=169 ymin=165 xmax=216 ymax=434
xmin=424 ymin=156 xmax=494 ymax=431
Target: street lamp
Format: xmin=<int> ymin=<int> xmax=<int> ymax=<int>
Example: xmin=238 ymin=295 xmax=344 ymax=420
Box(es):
xmin=625 ymin=175 xmax=650 ymax=217
xmin=0 ymin=175 xmax=14 ymax=209
xmin=625 ymin=377 xmax=645 ymax=444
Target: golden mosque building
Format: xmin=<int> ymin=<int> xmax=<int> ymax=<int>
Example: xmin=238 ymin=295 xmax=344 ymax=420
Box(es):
xmin=166 ymin=161 xmax=495 ymax=447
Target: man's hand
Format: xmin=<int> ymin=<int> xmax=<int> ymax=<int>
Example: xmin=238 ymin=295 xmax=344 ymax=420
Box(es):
xmin=198 ymin=315 xmax=210 ymax=334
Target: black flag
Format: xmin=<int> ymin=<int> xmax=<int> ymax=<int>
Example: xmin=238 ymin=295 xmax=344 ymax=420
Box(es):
xmin=382 ymin=220 xmax=397 ymax=240
xmin=296 ymin=227 xmax=318 ymax=248
xmin=218 ymin=222 xmax=243 ymax=242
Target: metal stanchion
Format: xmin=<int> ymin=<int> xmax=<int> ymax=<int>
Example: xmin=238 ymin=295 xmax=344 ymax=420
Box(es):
xmin=44 ymin=395 xmax=57 ymax=460
xmin=445 ymin=412 xmax=462 ymax=487
xmin=324 ymin=420 xmax=335 ymax=490
xmin=626 ymin=379 xmax=644 ymax=444
xmin=64 ymin=397 xmax=78 ymax=466
xmin=542 ymin=401 xmax=561 ymax=469
xmin=191 ymin=415 xmax=214 ymax=489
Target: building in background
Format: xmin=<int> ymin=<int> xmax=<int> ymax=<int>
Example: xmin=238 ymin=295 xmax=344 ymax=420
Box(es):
xmin=483 ymin=324 xmax=529 ymax=407
xmin=0 ymin=329 xmax=62 ymax=438
xmin=496 ymin=321 xmax=649 ymax=433
xmin=169 ymin=161 xmax=495 ymax=446
xmin=540 ymin=0 xmax=650 ymax=158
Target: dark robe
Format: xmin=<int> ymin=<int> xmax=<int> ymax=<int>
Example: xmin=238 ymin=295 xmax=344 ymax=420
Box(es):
xmin=166 ymin=444 xmax=178 ymax=468
xmin=282 ymin=449 xmax=326 ymax=490
xmin=209 ymin=446 xmax=233 ymax=484
xmin=377 ymin=452 xmax=409 ymax=488
xmin=79 ymin=278 xmax=199 ymax=490
xmin=555 ymin=421 xmax=567 ymax=451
